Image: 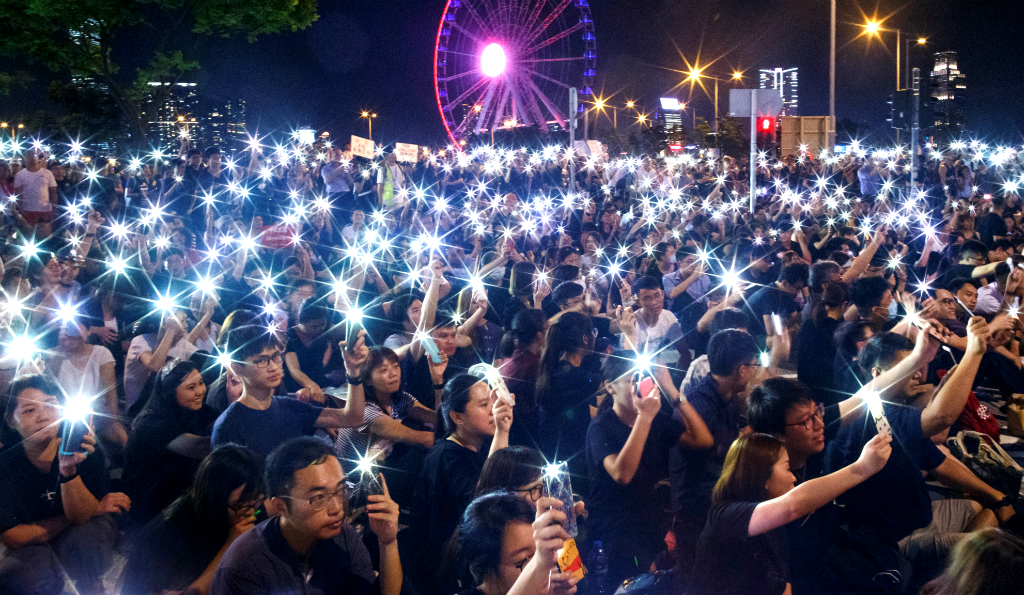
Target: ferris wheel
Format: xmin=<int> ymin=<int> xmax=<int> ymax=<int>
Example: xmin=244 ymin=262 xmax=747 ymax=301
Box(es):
xmin=433 ymin=0 xmax=596 ymax=146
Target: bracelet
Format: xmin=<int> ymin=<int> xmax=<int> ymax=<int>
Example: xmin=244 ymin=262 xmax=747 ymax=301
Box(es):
xmin=433 ymin=383 xmax=446 ymax=390
xmin=59 ymin=471 xmax=80 ymax=484
xmin=84 ymin=232 xmax=96 ymax=237
xmin=346 ymin=376 xmax=363 ymax=386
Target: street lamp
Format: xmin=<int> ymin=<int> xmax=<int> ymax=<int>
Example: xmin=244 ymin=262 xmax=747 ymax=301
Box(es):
xmin=360 ymin=111 xmax=377 ymax=140
xmin=687 ymin=68 xmax=745 ymax=133
xmin=863 ymin=19 xmax=903 ymax=91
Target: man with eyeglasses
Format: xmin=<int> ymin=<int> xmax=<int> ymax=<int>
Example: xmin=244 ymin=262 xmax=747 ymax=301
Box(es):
xmin=937 ymin=239 xmax=1000 ymax=289
xmin=211 ymin=323 xmax=369 ymax=460
xmin=212 ymin=437 xmax=404 ymax=595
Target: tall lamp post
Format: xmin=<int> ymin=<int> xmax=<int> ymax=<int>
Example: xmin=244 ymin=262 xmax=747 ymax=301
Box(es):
xmin=360 ymin=111 xmax=377 ymax=141
xmin=863 ymin=20 xmax=902 ymax=90
xmin=829 ymin=0 xmax=836 ymax=149
xmin=686 ymin=69 xmax=744 ymax=133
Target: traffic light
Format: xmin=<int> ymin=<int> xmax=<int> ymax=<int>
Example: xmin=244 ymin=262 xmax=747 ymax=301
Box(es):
xmin=756 ymin=117 xmax=776 ymax=152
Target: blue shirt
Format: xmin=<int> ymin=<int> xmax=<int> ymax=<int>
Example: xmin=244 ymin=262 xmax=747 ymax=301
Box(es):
xmin=824 ymin=403 xmax=945 ymax=544
xmin=670 ymin=374 xmax=742 ymax=518
xmin=211 ymin=396 xmax=322 ymax=460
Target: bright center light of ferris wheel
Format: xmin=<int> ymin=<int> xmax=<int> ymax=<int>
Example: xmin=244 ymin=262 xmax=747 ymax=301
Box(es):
xmin=480 ymin=43 xmax=507 ymax=77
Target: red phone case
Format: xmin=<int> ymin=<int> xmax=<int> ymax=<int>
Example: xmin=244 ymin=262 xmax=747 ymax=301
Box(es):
xmin=638 ymin=377 xmax=656 ymax=397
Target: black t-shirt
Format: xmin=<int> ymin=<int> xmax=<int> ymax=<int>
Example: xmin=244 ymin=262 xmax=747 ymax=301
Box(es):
xmin=123 ymin=406 xmax=219 ymax=527
xmin=978 ymin=211 xmax=1007 ymax=247
xmin=824 ymin=403 xmax=945 ymax=544
xmin=744 ymin=285 xmax=800 ymax=336
xmin=537 ymin=360 xmax=601 ymax=466
xmin=284 ymin=326 xmax=333 ymax=392
xmin=409 ymin=439 xmax=489 ymax=595
xmin=121 ymin=500 xmax=227 ymax=594
xmin=796 ymin=316 xmax=841 ymax=405
xmin=690 ymin=501 xmax=789 ymax=595
xmin=937 ymin=263 xmax=977 ymax=289
xmin=586 ymin=407 xmax=682 ymax=579
xmin=0 ymin=440 xmax=110 ymax=533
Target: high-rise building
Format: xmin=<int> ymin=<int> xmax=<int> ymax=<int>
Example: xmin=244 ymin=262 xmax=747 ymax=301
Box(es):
xmin=930 ymin=51 xmax=966 ymax=133
xmin=657 ymin=97 xmax=685 ymax=148
xmin=758 ymin=68 xmax=798 ymax=117
xmin=144 ymin=82 xmax=199 ymax=149
xmin=200 ymin=99 xmax=248 ymax=152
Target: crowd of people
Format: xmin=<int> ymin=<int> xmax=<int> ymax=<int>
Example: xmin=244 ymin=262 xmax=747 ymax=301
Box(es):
xmin=1 ymin=130 xmax=1024 ymax=595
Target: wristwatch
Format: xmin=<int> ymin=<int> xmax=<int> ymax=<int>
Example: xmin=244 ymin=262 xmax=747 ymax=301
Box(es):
xmin=989 ymin=496 xmax=1013 ymax=509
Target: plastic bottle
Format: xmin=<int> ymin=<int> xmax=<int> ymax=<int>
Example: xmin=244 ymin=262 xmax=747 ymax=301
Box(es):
xmin=590 ymin=540 xmax=610 ymax=595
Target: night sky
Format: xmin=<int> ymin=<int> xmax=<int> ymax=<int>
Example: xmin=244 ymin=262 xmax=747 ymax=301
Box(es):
xmin=8 ymin=0 xmax=1024 ymax=147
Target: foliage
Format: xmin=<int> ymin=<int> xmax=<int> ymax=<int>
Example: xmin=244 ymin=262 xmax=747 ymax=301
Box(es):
xmin=715 ymin=116 xmax=750 ymax=159
xmin=0 ymin=0 xmax=318 ymax=146
xmin=0 ymin=71 xmax=33 ymax=96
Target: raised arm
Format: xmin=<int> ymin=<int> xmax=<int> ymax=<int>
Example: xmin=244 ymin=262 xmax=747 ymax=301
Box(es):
xmin=602 ymin=385 xmax=660 ymax=484
xmin=920 ymin=317 xmax=989 ymax=436
xmin=841 ymin=225 xmax=886 ymax=283
xmin=315 ymin=333 xmax=368 ymax=429
xmin=748 ymin=433 xmax=891 ymax=536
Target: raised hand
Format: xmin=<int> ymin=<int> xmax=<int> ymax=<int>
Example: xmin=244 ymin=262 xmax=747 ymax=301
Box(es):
xmin=854 ymin=431 xmax=893 ymax=476
xmin=367 ymin=476 xmax=400 ymax=545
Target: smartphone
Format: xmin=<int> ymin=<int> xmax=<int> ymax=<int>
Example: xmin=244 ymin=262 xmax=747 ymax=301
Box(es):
xmin=468 ymin=363 xmax=514 ymax=406
xmin=60 ymin=418 xmax=91 ymax=456
xmin=542 ymin=462 xmax=577 ymax=538
xmin=345 ymin=320 xmax=363 ymax=354
xmin=638 ymin=376 xmax=656 ymax=399
xmin=771 ymin=313 xmax=784 ymax=336
xmin=422 ymin=335 xmax=442 ymax=363
xmin=351 ymin=462 xmax=385 ymax=508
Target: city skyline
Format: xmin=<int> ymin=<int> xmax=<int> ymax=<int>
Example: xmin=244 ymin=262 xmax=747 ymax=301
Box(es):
xmin=2 ymin=0 xmax=1022 ymax=146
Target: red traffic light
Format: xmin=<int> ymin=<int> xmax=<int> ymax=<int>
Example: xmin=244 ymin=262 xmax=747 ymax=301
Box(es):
xmin=761 ymin=118 xmax=771 ymax=131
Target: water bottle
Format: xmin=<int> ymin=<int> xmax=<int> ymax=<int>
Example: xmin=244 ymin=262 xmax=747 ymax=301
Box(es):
xmin=590 ymin=540 xmax=610 ymax=595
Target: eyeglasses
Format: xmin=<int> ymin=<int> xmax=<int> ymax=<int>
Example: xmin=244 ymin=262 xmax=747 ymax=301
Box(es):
xmin=248 ymin=351 xmax=283 ymax=369
xmin=281 ymin=485 xmax=348 ymax=511
xmin=228 ymin=495 xmax=265 ymax=516
xmin=785 ymin=403 xmax=826 ymax=431
xmin=740 ymin=361 xmax=764 ymax=370
xmin=514 ymin=484 xmax=543 ymax=501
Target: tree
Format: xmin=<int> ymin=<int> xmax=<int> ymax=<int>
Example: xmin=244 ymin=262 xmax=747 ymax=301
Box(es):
xmin=715 ymin=116 xmax=750 ymax=160
xmin=0 ymin=0 xmax=318 ymax=147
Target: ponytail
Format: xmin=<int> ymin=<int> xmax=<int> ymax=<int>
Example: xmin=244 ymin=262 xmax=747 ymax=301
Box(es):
xmin=534 ymin=312 xmax=593 ymax=409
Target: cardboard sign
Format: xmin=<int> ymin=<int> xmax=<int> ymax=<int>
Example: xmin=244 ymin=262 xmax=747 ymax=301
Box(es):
xmin=351 ymin=135 xmax=374 ymax=159
xmin=395 ymin=142 xmax=418 ymax=163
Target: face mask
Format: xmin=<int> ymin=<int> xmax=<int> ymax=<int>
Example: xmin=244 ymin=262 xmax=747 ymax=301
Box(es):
xmin=488 ymin=268 xmax=505 ymax=281
xmin=669 ymin=254 xmax=677 ymax=264
xmin=887 ymin=298 xmax=898 ymax=320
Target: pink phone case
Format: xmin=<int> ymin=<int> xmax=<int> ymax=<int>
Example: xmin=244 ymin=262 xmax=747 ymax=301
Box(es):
xmin=638 ymin=377 xmax=656 ymax=397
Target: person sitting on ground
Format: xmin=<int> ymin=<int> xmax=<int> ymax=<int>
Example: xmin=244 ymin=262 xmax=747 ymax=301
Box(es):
xmin=689 ymin=431 xmax=892 ymax=595
xmin=407 ymin=373 xmax=514 ymax=595
xmin=447 ymin=491 xmax=579 ymax=595
xmin=211 ymin=324 xmax=367 ymax=460
xmin=920 ymin=528 xmax=1024 ymax=595
xmin=211 ymin=437 xmax=405 ymax=595
xmin=475 ymin=446 xmax=546 ymax=502
xmin=497 ymin=310 xmax=546 ymax=447
xmin=0 ymin=375 xmax=130 ymax=595
xmin=123 ymin=359 xmax=218 ymax=528
xmin=335 ymin=346 xmax=438 ymax=506
xmin=826 ymin=327 xmax=1017 ymax=579
xmin=120 ymin=444 xmax=265 ymax=595
xmin=585 ymin=350 xmax=712 ymax=584
xmin=283 ymin=301 xmax=337 ymax=403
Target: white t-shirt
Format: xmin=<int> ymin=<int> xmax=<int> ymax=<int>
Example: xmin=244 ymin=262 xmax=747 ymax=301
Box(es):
xmin=57 ymin=346 xmax=115 ymax=399
xmin=633 ymin=309 xmax=682 ymax=348
xmin=376 ymin=164 xmax=406 ymax=189
xmin=124 ymin=334 xmax=198 ymax=408
xmin=13 ymin=167 xmax=56 ymax=212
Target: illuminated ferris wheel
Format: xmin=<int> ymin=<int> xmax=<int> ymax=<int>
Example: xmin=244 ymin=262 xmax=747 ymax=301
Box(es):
xmin=433 ymin=0 xmax=596 ymax=146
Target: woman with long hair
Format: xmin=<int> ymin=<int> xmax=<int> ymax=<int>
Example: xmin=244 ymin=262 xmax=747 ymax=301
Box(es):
xmin=534 ymin=312 xmax=600 ymax=479
xmin=49 ymin=321 xmax=124 ymax=449
xmin=476 ymin=445 xmax=546 ymax=502
xmin=498 ymin=309 xmax=547 ymax=447
xmin=123 ymin=359 xmax=219 ymax=527
xmin=797 ymin=279 xmax=849 ymax=405
xmin=502 ymin=261 xmax=548 ymax=329
xmin=689 ymin=432 xmax=891 ymax=595
xmin=408 ymin=373 xmax=513 ymax=595
xmin=120 ymin=445 xmax=265 ymax=595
